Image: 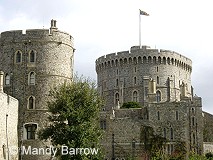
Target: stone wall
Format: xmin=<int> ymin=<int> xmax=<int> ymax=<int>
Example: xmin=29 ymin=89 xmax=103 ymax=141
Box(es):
xmin=101 ymin=96 xmax=203 ymax=159
xmin=203 ymin=111 xmax=213 ymax=142
xmin=203 ymin=142 xmax=213 ymax=154
xmin=0 ymin=91 xmax=18 ymax=160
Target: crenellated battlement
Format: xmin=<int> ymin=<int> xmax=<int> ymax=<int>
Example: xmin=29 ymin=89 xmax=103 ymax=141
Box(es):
xmin=96 ymin=45 xmax=192 ymax=72
xmin=0 ymin=26 xmax=73 ymax=47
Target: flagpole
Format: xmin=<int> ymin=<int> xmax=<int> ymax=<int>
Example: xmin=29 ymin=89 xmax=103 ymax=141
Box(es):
xmin=139 ymin=9 xmax=149 ymax=49
xmin=139 ymin=9 xmax=141 ymax=48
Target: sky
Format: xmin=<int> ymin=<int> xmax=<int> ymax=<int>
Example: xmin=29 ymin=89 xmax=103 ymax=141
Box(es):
xmin=0 ymin=0 xmax=212 ymax=114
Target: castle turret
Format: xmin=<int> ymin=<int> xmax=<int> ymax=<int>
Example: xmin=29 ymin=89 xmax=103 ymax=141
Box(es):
xmin=96 ymin=46 xmax=192 ymax=110
xmin=0 ymin=20 xmax=74 ymax=160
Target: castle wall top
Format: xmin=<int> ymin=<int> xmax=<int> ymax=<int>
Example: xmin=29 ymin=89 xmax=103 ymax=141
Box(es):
xmin=96 ymin=45 xmax=192 ymax=66
xmin=0 ymin=20 xmax=73 ymax=47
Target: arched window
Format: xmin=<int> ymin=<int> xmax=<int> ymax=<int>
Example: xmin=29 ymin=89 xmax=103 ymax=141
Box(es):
xmin=192 ymin=108 xmax=195 ymax=114
xmin=29 ymin=50 xmax=36 ymax=62
xmin=133 ymin=91 xmax=138 ymax=102
xmin=15 ymin=51 xmax=22 ymax=63
xmin=29 ymin=72 xmax=35 ymax=85
xmin=28 ymin=96 xmax=35 ymax=109
xmin=156 ymin=90 xmax=161 ymax=102
xmin=115 ymin=93 xmax=119 ymax=105
xmin=24 ymin=123 xmax=37 ymax=140
xmin=5 ymin=74 xmax=10 ymax=85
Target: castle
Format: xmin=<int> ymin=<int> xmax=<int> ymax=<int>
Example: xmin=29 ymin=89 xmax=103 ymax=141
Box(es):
xmin=96 ymin=46 xmax=213 ymax=159
xmin=0 ymin=20 xmax=212 ymax=160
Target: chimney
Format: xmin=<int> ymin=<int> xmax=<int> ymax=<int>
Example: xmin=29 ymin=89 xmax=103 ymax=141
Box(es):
xmin=50 ymin=19 xmax=58 ymax=34
xmin=0 ymin=71 xmax=4 ymax=92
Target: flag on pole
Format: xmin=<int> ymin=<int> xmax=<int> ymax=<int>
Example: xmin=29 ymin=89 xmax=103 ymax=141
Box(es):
xmin=139 ymin=9 xmax=149 ymax=16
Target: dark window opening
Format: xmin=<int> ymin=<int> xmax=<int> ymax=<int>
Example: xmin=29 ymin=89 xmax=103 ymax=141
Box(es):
xmin=25 ymin=124 xmax=37 ymax=140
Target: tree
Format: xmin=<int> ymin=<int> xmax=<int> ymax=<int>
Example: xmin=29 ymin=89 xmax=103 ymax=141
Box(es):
xmin=38 ymin=76 xmax=103 ymax=160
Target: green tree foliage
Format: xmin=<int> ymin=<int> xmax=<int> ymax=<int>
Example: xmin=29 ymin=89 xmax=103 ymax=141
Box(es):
xmin=140 ymin=126 xmax=167 ymax=159
xmin=205 ymin=152 xmax=213 ymax=159
xmin=38 ymin=76 xmax=103 ymax=160
xmin=121 ymin=102 xmax=141 ymax=109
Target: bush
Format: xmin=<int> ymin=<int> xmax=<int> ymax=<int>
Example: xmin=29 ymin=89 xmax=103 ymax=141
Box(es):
xmin=206 ymin=152 xmax=213 ymax=159
xmin=121 ymin=102 xmax=141 ymax=109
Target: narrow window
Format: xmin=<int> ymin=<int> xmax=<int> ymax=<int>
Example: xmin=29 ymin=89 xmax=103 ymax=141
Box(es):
xmin=192 ymin=117 xmax=195 ymax=126
xmin=2 ymin=144 xmax=6 ymax=159
xmin=157 ymin=76 xmax=159 ymax=84
xmin=133 ymin=91 xmax=138 ymax=102
xmin=29 ymin=50 xmax=36 ymax=62
xmin=192 ymin=108 xmax=195 ymax=114
xmin=5 ymin=74 xmax=10 ymax=85
xmin=157 ymin=111 xmax=160 ymax=120
xmin=156 ymin=91 xmax=161 ymax=102
xmin=29 ymin=72 xmax=35 ymax=85
xmin=16 ymin=51 xmax=21 ymax=63
xmin=116 ymin=79 xmax=119 ymax=87
xmin=170 ymin=128 xmax=174 ymax=140
xmin=134 ymin=67 xmax=137 ymax=72
xmin=134 ymin=77 xmax=137 ymax=85
xmin=28 ymin=96 xmax=35 ymax=109
xmin=176 ymin=111 xmax=179 ymax=120
xmin=115 ymin=93 xmax=119 ymax=105
xmin=25 ymin=124 xmax=37 ymax=140
xmin=156 ymin=66 xmax=159 ymax=72
xmin=163 ymin=128 xmax=166 ymax=139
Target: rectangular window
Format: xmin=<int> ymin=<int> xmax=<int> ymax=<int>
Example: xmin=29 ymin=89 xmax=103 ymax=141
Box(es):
xmin=100 ymin=120 xmax=106 ymax=130
xmin=25 ymin=124 xmax=37 ymax=139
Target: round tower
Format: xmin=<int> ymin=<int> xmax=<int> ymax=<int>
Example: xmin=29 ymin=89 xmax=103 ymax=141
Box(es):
xmin=0 ymin=20 xmax=74 ymax=160
xmin=96 ymin=45 xmax=192 ymax=110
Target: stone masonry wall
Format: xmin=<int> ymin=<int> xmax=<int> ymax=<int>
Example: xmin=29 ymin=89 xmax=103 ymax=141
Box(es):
xmin=0 ymin=92 xmax=18 ymax=160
